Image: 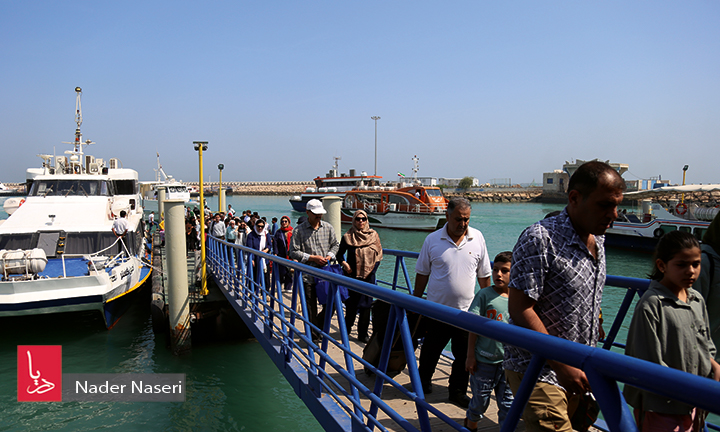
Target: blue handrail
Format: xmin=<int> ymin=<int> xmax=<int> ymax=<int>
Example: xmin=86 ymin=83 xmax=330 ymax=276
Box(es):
xmin=204 ymin=238 xmax=720 ymax=432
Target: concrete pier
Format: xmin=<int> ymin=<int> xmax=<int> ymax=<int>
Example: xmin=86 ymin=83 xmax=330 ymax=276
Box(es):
xmin=165 ymin=199 xmax=191 ymax=354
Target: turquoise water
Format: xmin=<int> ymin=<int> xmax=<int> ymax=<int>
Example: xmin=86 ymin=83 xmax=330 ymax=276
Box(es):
xmin=0 ymin=196 xmax=658 ymax=430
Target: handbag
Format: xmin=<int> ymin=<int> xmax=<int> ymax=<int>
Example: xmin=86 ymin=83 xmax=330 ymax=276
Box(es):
xmin=569 ymin=392 xmax=600 ymax=432
xmin=314 ymin=264 xmax=350 ymax=305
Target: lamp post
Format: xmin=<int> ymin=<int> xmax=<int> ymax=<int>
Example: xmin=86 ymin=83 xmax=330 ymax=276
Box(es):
xmin=194 ymin=141 xmax=208 ymax=296
xmin=218 ymin=164 xmax=224 ymax=213
xmin=371 ymin=116 xmax=380 ymax=177
xmin=681 ymin=165 xmax=689 ymax=204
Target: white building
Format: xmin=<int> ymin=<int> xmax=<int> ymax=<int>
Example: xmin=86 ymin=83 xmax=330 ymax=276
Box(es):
xmin=439 ymin=177 xmax=479 ymax=187
xmin=543 ymin=170 xmax=569 ymax=193
xmin=414 ymin=176 xmax=437 ymax=187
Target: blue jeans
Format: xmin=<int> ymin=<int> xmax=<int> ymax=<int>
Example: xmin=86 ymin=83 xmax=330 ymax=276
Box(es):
xmin=467 ymin=361 xmax=514 ymax=426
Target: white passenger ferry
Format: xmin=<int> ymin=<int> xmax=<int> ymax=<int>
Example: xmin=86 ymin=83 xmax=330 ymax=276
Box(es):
xmin=0 ymin=88 xmax=151 ymax=328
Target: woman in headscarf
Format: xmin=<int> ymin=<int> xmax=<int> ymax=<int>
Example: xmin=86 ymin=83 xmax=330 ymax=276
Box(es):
xmin=246 ymin=217 xmax=273 ymax=289
xmin=338 ymin=209 xmax=383 ymax=343
xmin=273 ymin=215 xmax=294 ymax=292
xmin=694 ymin=210 xmax=720 ymax=359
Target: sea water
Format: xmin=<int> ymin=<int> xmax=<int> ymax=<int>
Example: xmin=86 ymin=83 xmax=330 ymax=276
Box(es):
xmin=0 ymin=195 xmax=669 ymax=431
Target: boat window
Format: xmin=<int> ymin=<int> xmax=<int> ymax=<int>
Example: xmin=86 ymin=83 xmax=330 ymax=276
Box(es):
xmin=425 ymin=189 xmax=443 ymax=197
xmin=659 ymin=225 xmax=677 ymax=236
xmin=0 ymin=233 xmax=34 ymax=250
xmin=356 ymin=193 xmax=382 ymax=204
xmin=111 ymin=180 xmax=138 ymax=195
xmin=693 ymin=228 xmax=706 ymax=241
xmin=678 ymin=226 xmax=691 ymax=234
xmin=388 ymin=194 xmax=410 ymax=206
xmin=64 ymin=231 xmax=138 ymax=256
xmin=29 ymin=180 xmax=109 ymax=197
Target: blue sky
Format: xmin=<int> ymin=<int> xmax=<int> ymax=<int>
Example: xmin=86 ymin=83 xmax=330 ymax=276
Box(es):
xmin=2 ymin=1 xmax=718 ymax=185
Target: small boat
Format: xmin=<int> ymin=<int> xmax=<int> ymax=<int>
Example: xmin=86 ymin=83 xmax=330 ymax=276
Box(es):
xmin=289 ymin=157 xmax=382 ymax=212
xmin=140 ymin=153 xmax=193 ymax=214
xmin=0 ymin=87 xmax=151 ymax=328
xmin=341 ymin=185 xmax=448 ymax=231
xmin=0 ymin=183 xmax=12 ymax=195
xmin=605 ymin=184 xmax=720 ymax=252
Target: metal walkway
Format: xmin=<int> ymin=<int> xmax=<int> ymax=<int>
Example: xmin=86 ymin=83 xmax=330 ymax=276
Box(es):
xmin=204 ymin=237 xmax=720 ymax=432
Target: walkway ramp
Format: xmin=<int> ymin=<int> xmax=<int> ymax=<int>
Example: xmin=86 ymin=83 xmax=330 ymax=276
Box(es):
xmin=198 ymin=238 xmax=720 ymax=432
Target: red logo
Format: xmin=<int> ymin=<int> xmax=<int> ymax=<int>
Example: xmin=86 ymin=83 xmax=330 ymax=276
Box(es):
xmin=17 ymin=345 xmax=62 ymax=402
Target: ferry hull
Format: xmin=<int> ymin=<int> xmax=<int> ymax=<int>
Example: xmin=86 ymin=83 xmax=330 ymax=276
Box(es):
xmin=0 ymin=257 xmax=151 ymax=328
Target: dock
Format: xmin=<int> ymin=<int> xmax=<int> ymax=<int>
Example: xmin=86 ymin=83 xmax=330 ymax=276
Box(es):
xmin=149 ymin=234 xmax=720 ymax=432
xmin=151 ymin=235 xmax=518 ymax=431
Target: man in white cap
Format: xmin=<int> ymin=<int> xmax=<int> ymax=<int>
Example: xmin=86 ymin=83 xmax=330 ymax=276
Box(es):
xmin=289 ymin=199 xmax=340 ymax=340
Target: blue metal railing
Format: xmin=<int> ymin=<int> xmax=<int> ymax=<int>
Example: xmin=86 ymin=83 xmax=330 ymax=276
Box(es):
xmin=204 ymin=238 xmax=720 ymax=432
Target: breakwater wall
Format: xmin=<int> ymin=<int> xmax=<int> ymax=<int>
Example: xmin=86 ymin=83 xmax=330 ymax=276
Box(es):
xmin=187 ymin=182 xmax=314 ymax=196
xmin=444 ymin=188 xmax=543 ymax=203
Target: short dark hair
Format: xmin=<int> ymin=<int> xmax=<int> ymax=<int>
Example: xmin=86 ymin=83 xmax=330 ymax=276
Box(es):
xmin=649 ymin=231 xmax=700 ymax=280
xmin=568 ymin=161 xmax=626 ymax=198
xmin=447 ymin=197 xmax=471 ymax=214
xmin=494 ymin=251 xmax=512 ymax=265
xmin=120 ymin=210 xmax=127 ymax=218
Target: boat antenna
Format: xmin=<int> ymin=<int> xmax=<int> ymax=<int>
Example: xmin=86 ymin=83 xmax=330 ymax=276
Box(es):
xmin=333 ymin=156 xmax=341 ymax=176
xmin=156 ymin=152 xmax=172 ymax=182
xmin=411 ymin=155 xmax=420 ymax=183
xmin=61 ymin=87 xmax=94 ymax=174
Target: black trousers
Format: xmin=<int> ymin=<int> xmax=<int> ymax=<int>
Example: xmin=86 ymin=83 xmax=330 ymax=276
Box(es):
xmin=344 ymin=290 xmax=371 ymax=339
xmin=418 ymin=317 xmax=469 ymax=395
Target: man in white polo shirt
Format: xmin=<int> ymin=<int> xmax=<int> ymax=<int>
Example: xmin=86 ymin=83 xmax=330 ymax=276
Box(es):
xmin=413 ymin=197 xmax=492 ymax=408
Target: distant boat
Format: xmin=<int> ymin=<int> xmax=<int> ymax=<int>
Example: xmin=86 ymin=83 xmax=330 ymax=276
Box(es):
xmin=605 ymin=184 xmax=720 ymax=252
xmin=0 ymin=183 xmax=11 ymax=195
xmin=341 ymin=184 xmax=448 ymax=231
xmin=0 ymin=87 xmax=151 ymax=328
xmin=140 ymin=153 xmax=194 ymax=214
xmin=289 ymin=158 xmax=381 ymax=212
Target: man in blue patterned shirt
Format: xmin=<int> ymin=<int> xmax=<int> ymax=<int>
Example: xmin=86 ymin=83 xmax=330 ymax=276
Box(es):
xmin=504 ymin=161 xmax=625 ymax=432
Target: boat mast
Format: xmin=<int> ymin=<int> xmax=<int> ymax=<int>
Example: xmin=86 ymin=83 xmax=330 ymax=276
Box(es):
xmin=411 ymin=155 xmax=420 ymax=184
xmin=333 ymin=156 xmax=341 ymax=177
xmin=62 ymin=87 xmax=94 ymax=174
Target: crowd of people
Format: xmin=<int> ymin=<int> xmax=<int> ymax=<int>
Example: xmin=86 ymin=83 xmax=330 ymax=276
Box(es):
xmin=164 ymin=161 xmax=719 ymax=432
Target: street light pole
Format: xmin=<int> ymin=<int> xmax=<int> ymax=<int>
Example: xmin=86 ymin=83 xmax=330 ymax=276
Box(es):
xmin=371 ymin=116 xmax=380 ymax=177
xmin=194 ymin=141 xmax=209 ymax=296
xmin=681 ymin=164 xmax=689 ymax=204
xmin=218 ymin=164 xmax=224 ymax=213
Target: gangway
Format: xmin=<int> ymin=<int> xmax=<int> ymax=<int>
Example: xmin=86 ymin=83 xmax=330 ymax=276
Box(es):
xmin=204 ymin=237 xmax=720 ymax=432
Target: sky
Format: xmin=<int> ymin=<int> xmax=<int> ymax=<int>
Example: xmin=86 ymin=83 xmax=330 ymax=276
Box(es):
xmin=1 ymin=1 xmax=718 ymax=185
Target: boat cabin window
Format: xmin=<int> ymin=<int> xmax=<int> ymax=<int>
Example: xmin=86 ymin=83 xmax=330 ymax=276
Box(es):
xmin=356 ymin=193 xmax=382 ymax=204
xmin=167 ymin=186 xmax=186 ymax=193
xmin=388 ymin=194 xmax=410 ymax=206
xmin=694 ymin=228 xmax=707 ymax=241
xmin=678 ymin=226 xmax=691 ymax=234
xmin=658 ymin=225 xmax=677 ymax=236
xmin=0 ymin=231 xmax=140 ymax=257
xmin=0 ymin=233 xmax=34 ymax=250
xmin=424 ymin=189 xmax=443 ymax=197
xmin=29 ymin=180 xmax=109 ymax=197
xmin=111 ymin=180 xmax=138 ymax=195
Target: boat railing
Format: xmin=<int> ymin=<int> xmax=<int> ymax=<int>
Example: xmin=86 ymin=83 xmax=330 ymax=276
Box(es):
xmin=205 ymin=237 xmax=720 ymax=432
xmin=353 ymin=201 xmax=446 ymax=214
